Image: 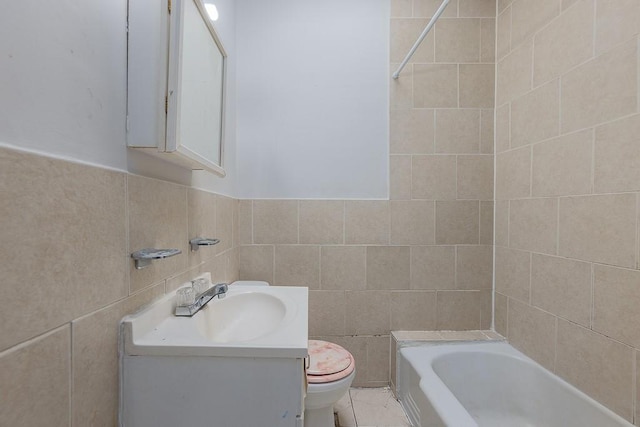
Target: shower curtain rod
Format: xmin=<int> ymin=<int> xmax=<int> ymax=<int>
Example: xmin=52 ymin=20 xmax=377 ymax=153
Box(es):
xmin=392 ymin=0 xmax=451 ymax=79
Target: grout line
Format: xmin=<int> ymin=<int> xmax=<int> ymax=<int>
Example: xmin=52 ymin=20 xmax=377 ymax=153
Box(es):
xmin=69 ymin=324 xmax=73 ymax=427
xmin=590 ymin=263 xmax=595 ymax=330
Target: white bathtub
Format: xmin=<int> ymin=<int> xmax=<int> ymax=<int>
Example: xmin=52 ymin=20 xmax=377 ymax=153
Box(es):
xmin=397 ymin=341 xmax=633 ymax=427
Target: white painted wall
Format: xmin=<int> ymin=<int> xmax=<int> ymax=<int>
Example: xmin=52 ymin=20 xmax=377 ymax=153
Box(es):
xmin=0 ymin=0 xmax=237 ymax=196
xmin=0 ymin=0 xmax=129 ymax=169
xmin=235 ymin=0 xmax=390 ymax=199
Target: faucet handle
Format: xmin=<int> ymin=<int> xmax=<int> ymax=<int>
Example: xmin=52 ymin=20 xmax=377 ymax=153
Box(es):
xmin=191 ymin=278 xmax=209 ymax=294
xmin=176 ymin=287 xmax=196 ymax=306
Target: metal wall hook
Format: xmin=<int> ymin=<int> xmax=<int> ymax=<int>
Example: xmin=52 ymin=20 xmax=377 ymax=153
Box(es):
xmin=189 ymin=237 xmax=220 ymax=252
xmin=131 ymin=248 xmax=181 ymax=269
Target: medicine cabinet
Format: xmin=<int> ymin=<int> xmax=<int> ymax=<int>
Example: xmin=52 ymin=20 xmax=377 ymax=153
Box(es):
xmin=127 ymin=0 xmax=226 ymax=176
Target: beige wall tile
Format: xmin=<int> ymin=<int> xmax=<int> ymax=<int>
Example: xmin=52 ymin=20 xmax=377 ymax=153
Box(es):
xmin=0 ymin=327 xmax=70 ymax=426
xmin=391 ymin=18 xmax=434 ymax=63
xmin=556 ymin=319 xmax=634 ymax=421
xmin=391 ymin=291 xmax=437 ymax=330
xmin=460 ymin=64 xmax=495 ymax=108
xmin=436 ymin=200 xmax=480 ymax=244
xmin=390 ymin=155 xmax=412 ymax=200
xmin=561 ymin=39 xmax=637 ymax=133
xmin=299 ymin=200 xmax=344 ymax=244
xmin=320 ymin=246 xmax=366 ymax=291
xmin=498 ymin=0 xmax=513 ymax=14
xmin=239 ymin=245 xmax=274 ymax=283
xmin=187 ymin=189 xmax=217 ymax=267
xmin=410 ymin=246 xmax=456 ymax=290
xmin=391 ymin=0 xmax=412 ymax=17
xmin=72 ymin=284 xmax=163 ymax=426
xmin=435 ymin=18 xmax=481 ymax=63
xmin=509 ymin=198 xmax=558 ymax=255
xmin=345 ymin=291 xmax=391 ymax=335
xmin=494 ymin=200 xmax=509 ymax=246
xmin=495 ymin=146 xmax=531 ymax=200
xmin=274 ymin=245 xmax=320 ymax=288
xmin=0 ymin=148 xmax=128 ymax=351
xmin=238 ymin=200 xmax=252 ymax=245
xmin=480 ymin=201 xmax=494 ymax=245
xmin=533 ymin=0 xmax=594 ymax=86
xmin=390 ymin=109 xmax=435 ymax=154
xmin=559 ymin=194 xmax=637 ymax=268
xmin=508 ymin=298 xmax=557 ymax=370
xmin=366 ymin=246 xmax=411 ymax=290
xmin=390 ymin=200 xmax=436 ymax=245
xmin=495 ymin=292 xmax=508 ymax=336
xmin=457 ymin=155 xmax=494 ymax=200
xmin=414 ymin=64 xmax=459 ymax=108
xmin=563 ymin=0 xmax=580 ymax=10
xmin=532 ymin=129 xmax=593 ymax=197
xmin=511 ymin=80 xmax=560 ymax=148
xmin=367 ymin=336 xmax=391 ymax=383
xmin=497 ymin=6 xmax=512 ymax=60
xmin=411 ymin=155 xmax=457 ymax=200
xmin=129 ymin=175 xmax=188 ymax=293
xmin=480 ymin=289 xmax=493 ymax=329
xmin=308 ymin=290 xmax=346 ymax=336
xmin=459 ymin=0 xmax=497 ymax=18
xmin=435 ymin=109 xmax=481 ymax=153
xmin=390 ymin=63 xmax=413 ymax=109
xmin=511 ymin=0 xmax=560 ymax=48
xmin=595 ymin=0 xmax=640 ymax=55
xmin=531 ymin=254 xmax=591 ymax=326
xmin=594 ymin=114 xmax=640 ymax=193
xmin=497 ymin=39 xmax=533 ymax=105
xmin=414 ymin=0 xmax=458 ymax=18
xmin=594 ymin=265 xmax=640 ymax=348
xmin=253 ymin=200 xmax=298 ymax=244
xmin=345 ymin=201 xmax=390 ymax=245
xmin=456 ymin=245 xmax=493 ymax=290
xmin=481 ymin=108 xmax=495 ymax=154
xmin=436 ymin=290 xmax=483 ymax=330
xmin=214 ymin=195 xmax=234 ymax=254
xmin=495 ymin=103 xmax=510 ymax=153
xmin=481 ymin=19 xmax=496 ymax=63
xmin=495 ymin=247 xmax=531 ymax=301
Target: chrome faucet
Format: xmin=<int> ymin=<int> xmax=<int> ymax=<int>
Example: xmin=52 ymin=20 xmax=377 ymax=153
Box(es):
xmin=174 ymin=283 xmax=228 ymax=317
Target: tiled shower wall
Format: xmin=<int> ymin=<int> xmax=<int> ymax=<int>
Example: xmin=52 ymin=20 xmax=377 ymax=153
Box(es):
xmin=0 ymin=147 xmax=239 ymax=425
xmin=238 ymin=0 xmax=496 ymax=387
xmin=494 ymin=0 xmax=640 ymax=423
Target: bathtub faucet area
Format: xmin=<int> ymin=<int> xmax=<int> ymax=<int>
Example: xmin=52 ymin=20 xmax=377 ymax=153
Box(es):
xmin=174 ymin=283 xmax=228 ymax=317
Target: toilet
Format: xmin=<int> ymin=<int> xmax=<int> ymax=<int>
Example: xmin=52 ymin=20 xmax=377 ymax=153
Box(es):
xmin=231 ymin=281 xmax=355 ymax=427
xmin=305 ymin=339 xmax=356 ymax=427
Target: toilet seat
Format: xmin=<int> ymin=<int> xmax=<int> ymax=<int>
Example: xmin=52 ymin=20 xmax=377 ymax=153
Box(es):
xmin=307 ymin=340 xmax=355 ymax=384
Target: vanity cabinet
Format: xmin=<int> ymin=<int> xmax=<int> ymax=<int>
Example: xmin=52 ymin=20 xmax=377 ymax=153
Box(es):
xmin=120 ymin=280 xmax=308 ymax=426
xmin=122 ymin=355 xmax=306 ymax=427
xmin=127 ymin=0 xmax=226 ymax=175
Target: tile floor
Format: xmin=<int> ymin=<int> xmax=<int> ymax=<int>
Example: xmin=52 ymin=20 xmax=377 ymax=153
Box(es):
xmin=334 ymin=387 xmax=410 ymax=427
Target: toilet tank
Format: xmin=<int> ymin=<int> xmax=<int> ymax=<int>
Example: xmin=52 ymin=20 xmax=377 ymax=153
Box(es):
xmin=230 ymin=280 xmax=270 ymax=287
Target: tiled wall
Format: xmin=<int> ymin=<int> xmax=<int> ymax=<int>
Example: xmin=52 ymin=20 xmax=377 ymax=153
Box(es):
xmin=237 ymin=0 xmax=496 ymax=387
xmin=0 ymin=147 xmax=239 ymax=425
xmin=494 ymin=0 xmax=640 ymax=423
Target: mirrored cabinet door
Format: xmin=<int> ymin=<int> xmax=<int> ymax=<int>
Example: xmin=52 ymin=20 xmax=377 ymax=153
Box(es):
xmin=127 ymin=0 xmax=226 ymax=176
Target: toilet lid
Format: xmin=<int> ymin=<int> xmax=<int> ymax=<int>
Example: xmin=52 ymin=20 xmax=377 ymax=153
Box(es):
xmin=307 ymin=340 xmax=352 ymax=376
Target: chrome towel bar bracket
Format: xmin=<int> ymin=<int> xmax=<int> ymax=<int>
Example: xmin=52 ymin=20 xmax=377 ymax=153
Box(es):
xmin=131 ymin=248 xmax=181 ymax=269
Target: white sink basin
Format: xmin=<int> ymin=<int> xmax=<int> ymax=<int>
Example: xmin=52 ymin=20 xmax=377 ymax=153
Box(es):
xmin=121 ymin=274 xmax=308 ymax=358
xmin=195 ymin=292 xmax=286 ymax=343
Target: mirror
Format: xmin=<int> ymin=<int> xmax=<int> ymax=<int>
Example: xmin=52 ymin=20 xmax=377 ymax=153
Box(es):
xmin=167 ymin=0 xmax=226 ymax=175
xmin=126 ymin=0 xmax=226 ymax=176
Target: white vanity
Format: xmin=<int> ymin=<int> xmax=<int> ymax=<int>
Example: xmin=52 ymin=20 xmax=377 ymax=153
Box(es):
xmin=120 ymin=275 xmax=308 ymax=427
